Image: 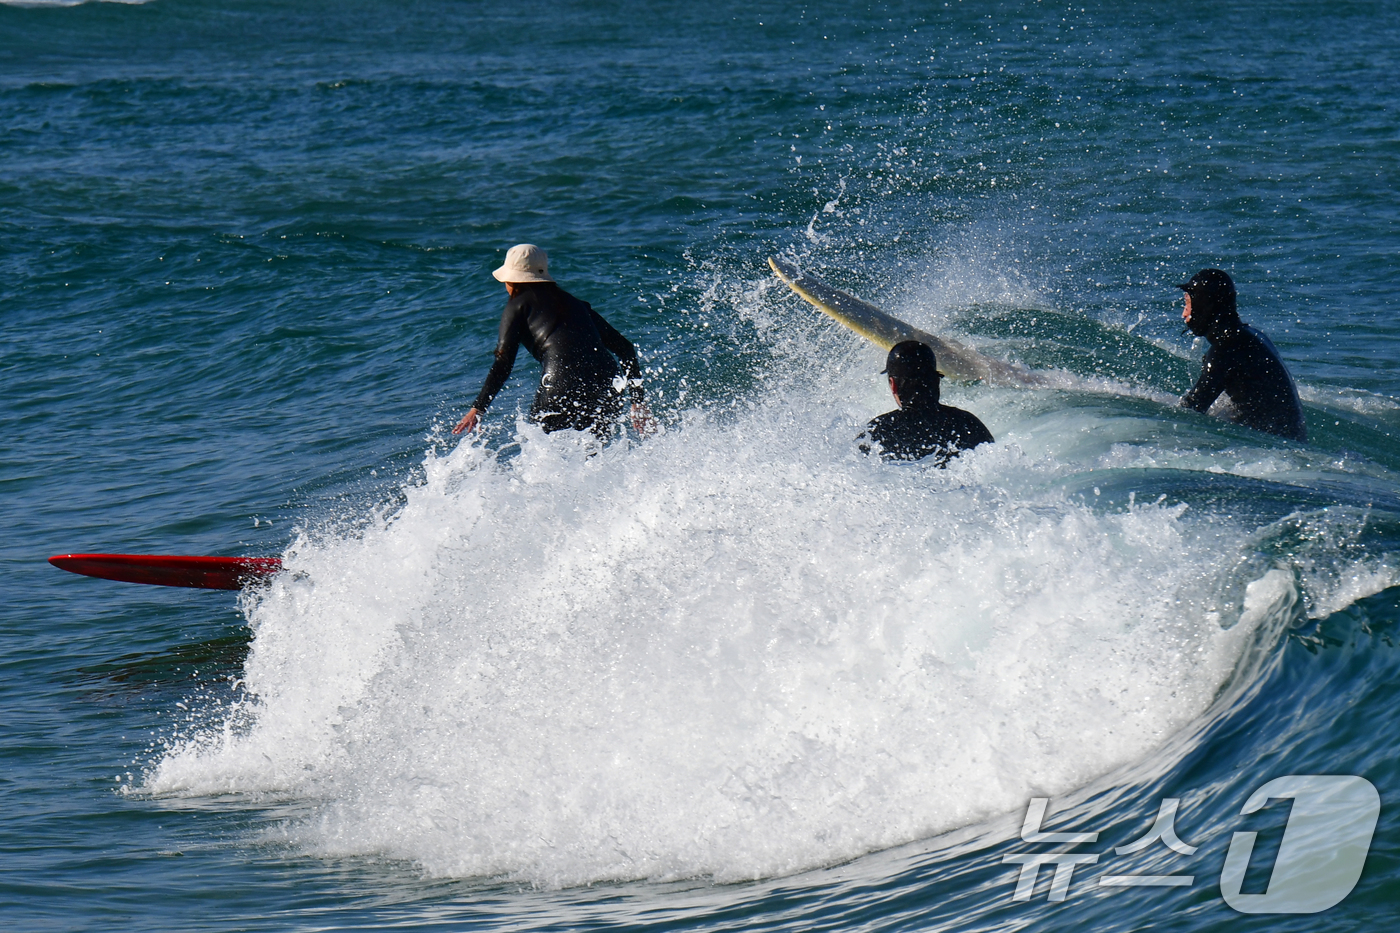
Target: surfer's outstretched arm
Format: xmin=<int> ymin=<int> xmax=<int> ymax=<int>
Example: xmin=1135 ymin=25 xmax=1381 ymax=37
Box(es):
xmin=1181 ymin=350 xmax=1225 ymax=413
xmin=454 ymin=300 xmax=525 ymax=434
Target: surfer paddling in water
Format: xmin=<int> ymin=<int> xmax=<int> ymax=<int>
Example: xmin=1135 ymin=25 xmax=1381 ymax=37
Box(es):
xmin=1177 ymin=269 xmax=1307 ymax=442
xmin=859 ymin=341 xmax=994 ymax=465
xmin=454 ymin=244 xmax=653 ymax=439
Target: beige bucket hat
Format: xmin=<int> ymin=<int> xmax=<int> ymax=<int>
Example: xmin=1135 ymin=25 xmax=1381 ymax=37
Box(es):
xmin=492 ymin=243 xmax=554 ymax=283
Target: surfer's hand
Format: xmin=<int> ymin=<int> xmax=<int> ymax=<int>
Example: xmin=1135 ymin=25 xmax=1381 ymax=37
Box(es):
xmin=630 ymin=402 xmax=656 ymax=436
xmin=453 ymin=408 xmax=480 ymax=434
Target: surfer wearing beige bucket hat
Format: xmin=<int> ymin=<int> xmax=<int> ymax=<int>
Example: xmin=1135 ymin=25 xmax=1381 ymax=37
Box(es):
xmin=454 ymin=244 xmax=654 ymax=438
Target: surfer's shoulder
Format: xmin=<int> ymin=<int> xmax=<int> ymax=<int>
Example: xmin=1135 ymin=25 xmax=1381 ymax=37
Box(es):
xmin=931 ymin=404 xmax=993 ymax=449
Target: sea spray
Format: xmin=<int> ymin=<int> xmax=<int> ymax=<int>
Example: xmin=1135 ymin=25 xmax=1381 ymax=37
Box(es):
xmin=153 ymin=386 xmax=1269 ymax=885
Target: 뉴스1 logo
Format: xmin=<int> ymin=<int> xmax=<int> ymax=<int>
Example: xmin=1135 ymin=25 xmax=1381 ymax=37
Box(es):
xmin=1002 ymin=775 xmax=1380 ymax=914
xmin=1220 ymin=775 xmax=1380 ymax=914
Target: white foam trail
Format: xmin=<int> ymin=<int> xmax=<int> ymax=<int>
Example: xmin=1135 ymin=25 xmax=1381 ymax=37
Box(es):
xmin=0 ymin=0 xmax=151 ymax=6
xmin=1298 ymin=383 xmax=1400 ymax=419
xmin=152 ymin=368 xmax=1287 ymax=886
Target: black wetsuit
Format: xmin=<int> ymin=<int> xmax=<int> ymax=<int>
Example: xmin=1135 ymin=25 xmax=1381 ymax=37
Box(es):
xmin=1181 ymin=324 xmax=1306 ymax=442
xmin=859 ymin=403 xmax=994 ymax=465
xmin=471 ymin=282 xmax=644 ymax=436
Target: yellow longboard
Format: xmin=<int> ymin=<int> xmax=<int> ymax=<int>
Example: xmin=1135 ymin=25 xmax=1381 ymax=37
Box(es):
xmin=768 ymin=256 xmax=1045 ymax=387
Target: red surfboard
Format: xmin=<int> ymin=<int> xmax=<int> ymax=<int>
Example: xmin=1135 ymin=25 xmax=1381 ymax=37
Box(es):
xmin=48 ymin=554 xmax=282 ymax=590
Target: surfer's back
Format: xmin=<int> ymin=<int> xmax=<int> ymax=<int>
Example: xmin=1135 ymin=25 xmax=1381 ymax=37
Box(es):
xmin=860 ymin=404 xmax=993 ymax=466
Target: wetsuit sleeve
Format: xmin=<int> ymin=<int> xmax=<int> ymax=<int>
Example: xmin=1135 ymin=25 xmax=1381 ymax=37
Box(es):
xmin=1181 ymin=348 xmax=1226 ymax=413
xmin=470 ymin=301 xmax=527 ymax=413
xmin=589 ymin=308 xmax=646 ymax=406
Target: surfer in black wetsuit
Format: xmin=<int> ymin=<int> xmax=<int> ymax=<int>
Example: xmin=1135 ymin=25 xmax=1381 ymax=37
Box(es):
xmin=858 ymin=341 xmax=994 ymax=465
xmin=453 ymin=244 xmax=653 ymax=438
xmin=1177 ymin=268 xmax=1307 ymax=442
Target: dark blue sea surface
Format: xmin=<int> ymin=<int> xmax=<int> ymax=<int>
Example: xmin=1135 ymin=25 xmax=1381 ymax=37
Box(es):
xmin=4 ymin=1 xmax=1399 ymax=930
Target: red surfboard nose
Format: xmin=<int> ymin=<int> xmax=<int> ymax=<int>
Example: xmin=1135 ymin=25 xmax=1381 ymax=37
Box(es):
xmin=48 ymin=554 xmax=282 ymax=590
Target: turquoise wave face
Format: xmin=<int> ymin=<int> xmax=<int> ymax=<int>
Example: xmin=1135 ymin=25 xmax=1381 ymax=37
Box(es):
xmin=4 ymin=0 xmax=1399 ymax=930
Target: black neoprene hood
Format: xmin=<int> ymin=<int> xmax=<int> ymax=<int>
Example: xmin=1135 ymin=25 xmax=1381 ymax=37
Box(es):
xmin=1179 ymin=268 xmax=1239 ymax=337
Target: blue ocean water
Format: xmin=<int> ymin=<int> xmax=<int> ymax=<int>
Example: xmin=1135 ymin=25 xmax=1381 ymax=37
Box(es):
xmin=4 ymin=0 xmax=1400 ymax=930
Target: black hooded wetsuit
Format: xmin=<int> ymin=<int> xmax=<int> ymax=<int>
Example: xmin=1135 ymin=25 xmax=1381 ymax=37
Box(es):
xmin=1181 ymin=324 xmax=1306 ymax=442
xmin=859 ymin=403 xmax=994 ymax=465
xmin=471 ymin=282 xmax=644 ymax=436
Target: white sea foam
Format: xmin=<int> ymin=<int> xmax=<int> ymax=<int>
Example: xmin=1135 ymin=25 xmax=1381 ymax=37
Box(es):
xmin=1257 ymin=507 xmax=1400 ymax=620
xmin=149 ymin=352 xmax=1305 ymax=887
xmin=0 ymin=0 xmax=151 ymax=7
xmin=1298 ymin=383 xmax=1400 ymax=419
xmin=146 ymin=257 xmax=1400 ymax=886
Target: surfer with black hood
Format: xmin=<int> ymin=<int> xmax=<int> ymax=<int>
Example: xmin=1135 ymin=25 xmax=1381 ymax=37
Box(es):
xmin=1177 ymin=268 xmax=1307 ymax=442
xmin=859 ymin=340 xmax=994 ymax=465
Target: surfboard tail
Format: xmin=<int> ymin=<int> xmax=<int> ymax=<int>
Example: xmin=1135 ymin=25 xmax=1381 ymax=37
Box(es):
xmin=48 ymin=554 xmax=282 ymax=590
